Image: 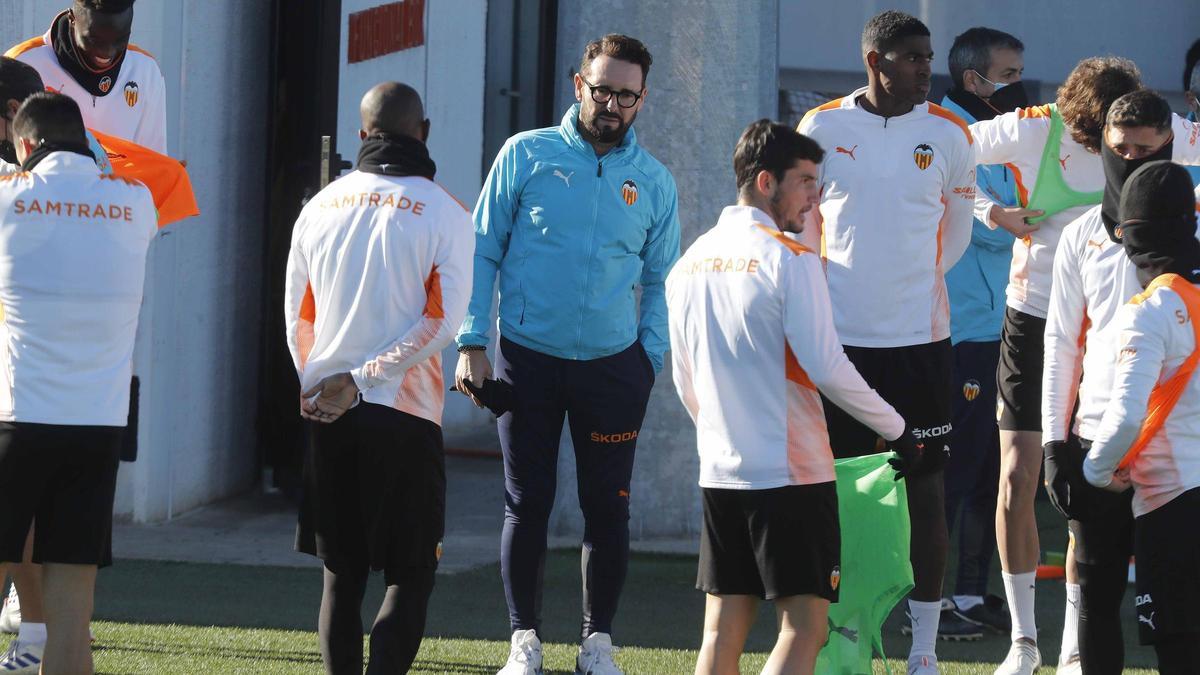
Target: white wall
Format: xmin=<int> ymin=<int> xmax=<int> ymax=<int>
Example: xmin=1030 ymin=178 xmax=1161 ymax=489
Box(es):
xmin=3 ymin=1 xmax=270 ymax=522
xmin=337 ymin=0 xmax=495 ymax=441
xmin=780 ymin=0 xmax=1200 ymax=94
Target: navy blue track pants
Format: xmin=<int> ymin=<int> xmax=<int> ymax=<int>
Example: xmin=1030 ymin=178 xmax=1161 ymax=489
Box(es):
xmin=495 ymin=336 xmax=654 ymax=639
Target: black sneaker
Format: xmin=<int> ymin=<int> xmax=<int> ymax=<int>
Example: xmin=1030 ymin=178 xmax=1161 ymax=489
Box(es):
xmin=900 ymin=600 xmax=983 ymax=641
xmin=954 ymin=593 xmax=1012 ymax=634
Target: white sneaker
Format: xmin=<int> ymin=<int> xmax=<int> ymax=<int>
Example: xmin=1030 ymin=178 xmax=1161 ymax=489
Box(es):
xmin=575 ymin=632 xmax=622 ymax=675
xmin=995 ymin=638 xmax=1042 ymax=675
xmin=0 ymin=639 xmax=43 ymax=673
xmin=1055 ymin=653 xmax=1082 ymax=675
xmin=497 ymin=629 xmax=542 ymax=675
xmin=907 ymin=654 xmax=939 ymax=675
xmin=0 ymin=586 xmax=19 ymax=634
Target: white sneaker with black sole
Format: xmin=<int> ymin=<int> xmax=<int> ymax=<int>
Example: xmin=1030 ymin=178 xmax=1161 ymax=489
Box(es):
xmin=0 ymin=639 xmax=42 ymax=673
xmin=0 ymin=586 xmax=19 ymax=634
xmin=575 ymin=632 xmax=622 ymax=675
xmin=497 ymin=629 xmax=542 ymax=675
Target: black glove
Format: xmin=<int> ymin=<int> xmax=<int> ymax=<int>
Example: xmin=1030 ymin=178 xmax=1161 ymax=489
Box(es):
xmin=451 ymin=378 xmax=515 ymax=417
xmin=1043 ymin=438 xmax=1097 ymax=521
xmin=887 ymin=426 xmax=924 ymax=481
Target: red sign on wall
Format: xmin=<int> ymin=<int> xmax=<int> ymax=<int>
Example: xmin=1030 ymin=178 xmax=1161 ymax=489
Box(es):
xmin=347 ymin=0 xmax=426 ymax=64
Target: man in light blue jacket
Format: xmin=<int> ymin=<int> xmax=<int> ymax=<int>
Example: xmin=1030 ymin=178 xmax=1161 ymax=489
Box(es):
xmin=454 ymin=34 xmax=679 ymax=675
xmin=934 ymin=26 xmax=1023 ymax=645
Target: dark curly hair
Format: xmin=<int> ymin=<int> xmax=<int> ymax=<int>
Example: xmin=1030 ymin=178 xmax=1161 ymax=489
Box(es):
xmin=1056 ymin=56 xmax=1141 ymax=153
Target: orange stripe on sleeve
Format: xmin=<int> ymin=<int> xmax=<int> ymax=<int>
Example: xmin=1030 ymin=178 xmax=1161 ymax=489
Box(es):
xmin=126 ymin=43 xmax=156 ymax=60
xmin=3 ymin=36 xmax=46 ymax=59
xmin=752 ymin=223 xmax=811 ymax=256
xmin=1005 ymin=162 xmax=1030 ymax=207
xmin=927 ymin=102 xmax=974 ymax=146
xmin=785 ymin=345 xmax=817 ymax=391
xmin=298 ymin=284 xmax=316 ymax=368
xmin=423 ymin=265 xmax=444 ymax=319
xmin=1018 ymin=104 xmax=1053 ymax=119
xmin=797 ymin=98 xmax=844 ymax=129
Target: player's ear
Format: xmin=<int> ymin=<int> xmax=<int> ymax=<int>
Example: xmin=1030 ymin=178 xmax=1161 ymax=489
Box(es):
xmin=358 ymin=129 xmax=366 ymax=141
xmin=755 ymin=169 xmax=773 ymax=198
xmin=865 ymin=50 xmax=881 ymax=74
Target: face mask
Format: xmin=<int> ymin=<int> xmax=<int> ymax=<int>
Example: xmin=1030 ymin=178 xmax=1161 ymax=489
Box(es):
xmin=1100 ymin=133 xmax=1174 ymax=242
xmin=966 ymin=70 xmax=1029 ymax=115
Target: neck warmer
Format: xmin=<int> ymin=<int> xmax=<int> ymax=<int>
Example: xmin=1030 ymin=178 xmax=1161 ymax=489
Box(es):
xmin=356 ymin=133 xmax=436 ymax=179
xmin=52 ymin=12 xmax=126 ymax=98
xmin=20 ymin=141 xmax=96 ymax=172
xmin=1100 ymin=133 xmax=1173 ymax=242
xmin=1118 ymin=160 xmax=1200 ymax=286
xmin=946 ymin=81 xmax=1029 ymax=122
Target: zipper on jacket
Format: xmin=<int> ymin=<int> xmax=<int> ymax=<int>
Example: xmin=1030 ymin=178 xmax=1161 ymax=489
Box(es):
xmin=597 ymin=161 xmax=602 ymax=177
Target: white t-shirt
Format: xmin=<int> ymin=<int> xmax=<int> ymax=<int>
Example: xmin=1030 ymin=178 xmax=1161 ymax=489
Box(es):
xmin=285 ymin=170 xmax=474 ymax=427
xmin=0 ymin=151 xmax=157 ymax=425
xmin=7 ymin=12 xmax=168 ymax=154
xmin=666 ymin=205 xmax=904 ymax=489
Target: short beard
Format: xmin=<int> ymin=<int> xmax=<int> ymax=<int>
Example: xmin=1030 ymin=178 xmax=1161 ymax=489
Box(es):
xmin=578 ymin=109 xmax=634 ymax=145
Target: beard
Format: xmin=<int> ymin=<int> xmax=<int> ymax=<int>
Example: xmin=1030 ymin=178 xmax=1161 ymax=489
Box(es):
xmin=578 ymin=107 xmax=635 ymax=145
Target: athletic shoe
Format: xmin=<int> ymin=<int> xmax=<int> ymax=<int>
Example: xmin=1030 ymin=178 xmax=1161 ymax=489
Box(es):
xmin=0 ymin=586 xmax=19 ymax=634
xmin=575 ymin=632 xmax=622 ymax=675
xmin=995 ymin=638 xmax=1042 ymax=675
xmin=1055 ymin=653 xmax=1082 ymax=675
xmin=497 ymin=629 xmax=542 ymax=675
xmin=907 ymin=654 xmax=938 ymax=675
xmin=955 ymin=594 xmax=1011 ymax=634
xmin=901 ymin=598 xmax=981 ymax=641
xmin=0 ymin=639 xmax=43 ymax=673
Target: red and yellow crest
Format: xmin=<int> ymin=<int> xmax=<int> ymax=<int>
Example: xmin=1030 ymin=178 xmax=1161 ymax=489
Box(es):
xmin=621 ymin=179 xmax=638 ymax=206
xmin=962 ymin=379 xmax=981 ymax=401
xmin=124 ymin=81 xmax=139 ymax=107
xmin=99 ymin=76 xmax=112 ymax=93
xmin=830 ymin=565 xmax=841 ymax=590
xmin=913 ymin=143 xmax=934 ymax=170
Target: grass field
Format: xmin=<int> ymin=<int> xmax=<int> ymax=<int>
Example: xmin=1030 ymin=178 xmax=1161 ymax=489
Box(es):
xmin=0 ymin=530 xmax=1157 ymax=675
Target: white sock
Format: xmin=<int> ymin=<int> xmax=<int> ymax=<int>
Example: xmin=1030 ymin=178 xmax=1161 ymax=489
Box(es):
xmin=16 ymin=621 xmax=45 ymax=645
xmin=1003 ymin=571 xmax=1037 ymax=643
xmin=953 ymin=594 xmax=983 ymax=611
xmin=907 ymin=599 xmax=941 ymax=658
xmin=1060 ymin=583 xmax=1081 ymax=664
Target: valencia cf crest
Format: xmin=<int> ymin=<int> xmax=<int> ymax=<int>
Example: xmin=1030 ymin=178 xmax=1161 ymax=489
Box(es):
xmin=124 ymin=81 xmax=139 ymax=107
xmin=99 ymin=76 xmax=112 ymax=93
xmin=913 ymin=143 xmax=934 ymax=170
xmin=830 ymin=565 xmax=841 ymax=590
xmin=435 ymin=541 xmax=443 ymax=561
xmin=963 ymin=379 xmax=981 ymax=401
xmin=621 ymin=179 xmax=638 ymax=206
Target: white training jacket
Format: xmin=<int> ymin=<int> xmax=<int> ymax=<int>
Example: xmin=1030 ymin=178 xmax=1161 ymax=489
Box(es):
xmin=1043 ymin=189 xmax=1200 ymax=445
xmin=666 ymin=205 xmax=904 ymax=489
xmin=1085 ymin=279 xmax=1200 ymax=517
xmin=797 ymin=88 xmax=976 ymax=348
xmin=285 ymin=170 xmax=474 ymax=427
xmin=7 ymin=12 xmax=168 ymax=154
xmin=972 ymin=108 xmax=1200 ymax=318
xmin=0 ymin=151 xmax=157 ymax=425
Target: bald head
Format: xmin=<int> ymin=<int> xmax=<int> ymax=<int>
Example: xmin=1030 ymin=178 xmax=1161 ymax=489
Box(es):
xmin=359 ymin=82 xmax=428 ymax=141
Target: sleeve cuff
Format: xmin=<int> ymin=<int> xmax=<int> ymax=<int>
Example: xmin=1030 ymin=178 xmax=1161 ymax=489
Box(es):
xmin=1082 ymin=460 xmax=1112 ymax=488
xmin=350 ymin=368 xmax=371 ymax=394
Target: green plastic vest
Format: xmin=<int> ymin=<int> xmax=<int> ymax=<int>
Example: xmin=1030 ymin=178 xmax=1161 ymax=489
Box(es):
xmin=1024 ymin=104 xmax=1103 ymax=224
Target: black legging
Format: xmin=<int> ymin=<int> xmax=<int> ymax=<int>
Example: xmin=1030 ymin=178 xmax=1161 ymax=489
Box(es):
xmin=1154 ymin=631 xmax=1200 ymax=675
xmin=319 ymin=563 xmax=437 ymax=674
xmin=1075 ymin=559 xmax=1128 ymax=674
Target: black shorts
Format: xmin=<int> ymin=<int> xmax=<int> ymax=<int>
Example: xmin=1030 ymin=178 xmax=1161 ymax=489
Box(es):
xmin=0 ymin=422 xmax=123 ymax=566
xmin=297 ymin=403 xmax=446 ymax=576
xmin=1133 ymin=487 xmax=1200 ymax=645
xmin=697 ymin=483 xmax=840 ymax=602
xmin=822 ymin=338 xmax=953 ymax=475
xmin=997 ymin=307 xmax=1045 ymax=432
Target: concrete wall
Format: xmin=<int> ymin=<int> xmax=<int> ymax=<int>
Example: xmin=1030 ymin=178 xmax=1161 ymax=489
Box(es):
xmin=3 ymin=1 xmax=270 ymax=521
xmin=336 ymin=0 xmax=495 ymax=440
xmin=779 ymin=0 xmax=1200 ymax=94
xmin=551 ymin=0 xmax=780 ymax=538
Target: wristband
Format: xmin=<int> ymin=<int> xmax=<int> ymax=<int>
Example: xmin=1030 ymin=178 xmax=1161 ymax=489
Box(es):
xmin=457 ymin=344 xmax=486 ymax=354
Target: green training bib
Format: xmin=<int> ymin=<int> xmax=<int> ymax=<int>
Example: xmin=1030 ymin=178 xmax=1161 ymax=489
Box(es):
xmin=1024 ymin=104 xmax=1103 ymax=224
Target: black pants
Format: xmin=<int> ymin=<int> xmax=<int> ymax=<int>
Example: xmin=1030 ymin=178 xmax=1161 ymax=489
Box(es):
xmin=496 ymin=337 xmax=654 ymax=639
xmin=943 ymin=340 xmax=1000 ymax=598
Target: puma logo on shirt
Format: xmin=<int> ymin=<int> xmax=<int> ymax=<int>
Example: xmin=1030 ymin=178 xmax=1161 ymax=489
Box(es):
xmin=835 ymin=144 xmax=858 ymax=160
xmin=553 ymin=169 xmax=574 ymax=187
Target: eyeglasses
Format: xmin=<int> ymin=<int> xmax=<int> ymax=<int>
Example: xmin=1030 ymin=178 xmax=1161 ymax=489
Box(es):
xmin=579 ymin=76 xmax=642 ymax=109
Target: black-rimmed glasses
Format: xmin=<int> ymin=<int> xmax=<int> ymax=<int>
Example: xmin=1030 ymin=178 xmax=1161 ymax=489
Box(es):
xmin=579 ymin=76 xmax=642 ymax=109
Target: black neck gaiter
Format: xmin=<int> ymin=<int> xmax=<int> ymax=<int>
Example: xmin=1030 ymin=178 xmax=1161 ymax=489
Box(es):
xmin=1100 ymin=136 xmax=1173 ymax=242
xmin=945 ymin=81 xmax=1029 ymax=122
xmin=356 ymin=133 xmax=436 ymax=179
xmin=20 ymin=142 xmax=96 ymax=172
xmin=1122 ymin=216 xmax=1200 ymax=286
xmin=52 ymin=12 xmax=126 ymax=98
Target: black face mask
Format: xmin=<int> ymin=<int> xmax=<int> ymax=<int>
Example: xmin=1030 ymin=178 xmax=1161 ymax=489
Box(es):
xmin=986 ymin=81 xmax=1030 ymax=114
xmin=1100 ymin=135 xmax=1173 ymax=242
xmin=946 ymin=81 xmax=1030 ymax=123
xmin=1122 ymin=215 xmax=1200 ymax=287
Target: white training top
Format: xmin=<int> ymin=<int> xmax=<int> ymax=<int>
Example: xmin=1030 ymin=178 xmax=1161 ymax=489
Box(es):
xmin=1085 ymin=281 xmax=1200 ymax=517
xmin=666 ymin=205 xmax=904 ymax=490
xmin=972 ymin=108 xmax=1200 ymax=318
xmin=0 ymin=151 xmax=157 ymax=425
xmin=1044 ymin=202 xmax=1200 ymax=444
xmin=7 ymin=13 xmax=168 ymax=154
xmin=285 ymin=170 xmax=474 ymax=427
xmin=797 ymin=87 xmax=976 ymax=348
